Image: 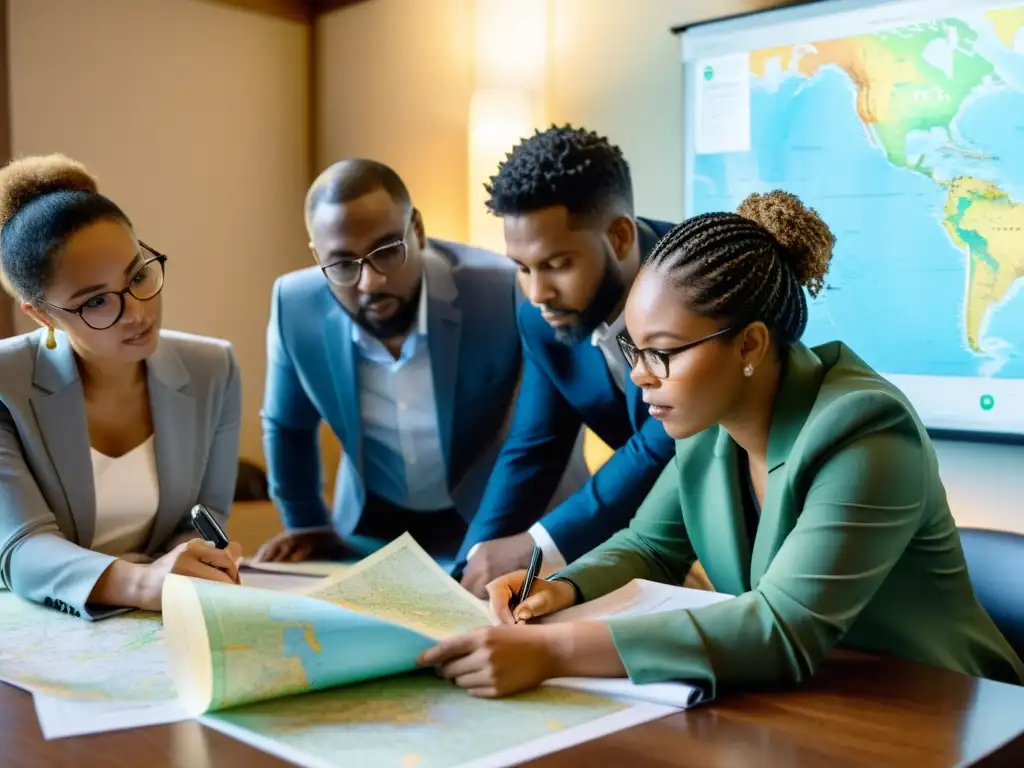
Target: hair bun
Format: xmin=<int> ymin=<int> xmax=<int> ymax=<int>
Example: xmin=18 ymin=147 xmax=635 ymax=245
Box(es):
xmin=737 ymin=190 xmax=835 ymax=297
xmin=0 ymin=154 xmax=98 ymax=231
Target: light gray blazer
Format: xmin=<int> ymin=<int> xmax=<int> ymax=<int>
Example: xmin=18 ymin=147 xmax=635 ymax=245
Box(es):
xmin=0 ymin=327 xmax=241 ymax=620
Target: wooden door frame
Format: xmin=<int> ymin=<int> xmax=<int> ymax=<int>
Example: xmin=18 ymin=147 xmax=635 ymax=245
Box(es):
xmin=0 ymin=0 xmax=13 ymax=339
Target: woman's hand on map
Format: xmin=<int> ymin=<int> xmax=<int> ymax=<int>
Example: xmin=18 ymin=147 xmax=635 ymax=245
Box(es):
xmin=485 ymin=572 xmax=576 ymax=624
xmin=415 ymin=622 xmax=626 ymax=698
xmin=136 ymin=539 xmax=242 ymax=610
xmin=415 ymin=625 xmax=560 ymax=697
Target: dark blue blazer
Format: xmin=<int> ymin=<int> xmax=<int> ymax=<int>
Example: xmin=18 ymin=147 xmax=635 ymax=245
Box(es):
xmin=459 ymin=218 xmax=677 ymax=563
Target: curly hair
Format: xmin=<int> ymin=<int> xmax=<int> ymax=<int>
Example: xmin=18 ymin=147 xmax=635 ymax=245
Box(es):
xmin=0 ymin=154 xmax=129 ymax=301
xmin=646 ymin=190 xmax=836 ymax=345
xmin=484 ymin=124 xmax=633 ymax=223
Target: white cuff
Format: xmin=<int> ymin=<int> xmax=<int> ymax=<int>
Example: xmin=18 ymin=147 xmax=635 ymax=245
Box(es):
xmin=465 ymin=525 xmax=566 ymax=572
xmin=528 ymin=523 xmax=566 ymax=572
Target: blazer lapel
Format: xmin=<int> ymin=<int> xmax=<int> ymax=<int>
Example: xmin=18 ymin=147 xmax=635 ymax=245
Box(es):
xmin=144 ymin=338 xmax=196 ymax=551
xmin=28 ymin=333 xmax=94 ymax=546
xmin=321 ymin=294 xmax=362 ymax=469
xmin=423 ymin=248 xmax=461 ymax=478
xmin=696 ymin=428 xmax=754 ymax=595
xmin=750 ymin=343 xmax=825 ymax=586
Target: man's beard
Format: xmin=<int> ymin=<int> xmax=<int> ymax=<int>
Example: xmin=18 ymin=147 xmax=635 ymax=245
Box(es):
xmin=353 ymin=286 xmax=420 ymax=341
xmin=545 ymin=247 xmax=626 ymax=345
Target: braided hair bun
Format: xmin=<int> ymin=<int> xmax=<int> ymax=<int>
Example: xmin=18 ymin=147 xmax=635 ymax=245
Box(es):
xmin=736 ymin=190 xmax=835 ymax=297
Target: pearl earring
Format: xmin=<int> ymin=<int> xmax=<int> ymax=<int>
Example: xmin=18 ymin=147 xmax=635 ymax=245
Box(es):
xmin=743 ymin=364 xmax=754 ymax=378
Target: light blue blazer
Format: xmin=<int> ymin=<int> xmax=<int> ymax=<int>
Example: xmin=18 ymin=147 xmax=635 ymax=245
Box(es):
xmin=262 ymin=241 xmax=588 ymax=538
xmin=0 ymin=327 xmax=241 ymax=620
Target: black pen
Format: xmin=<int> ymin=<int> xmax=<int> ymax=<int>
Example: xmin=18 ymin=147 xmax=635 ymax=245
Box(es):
xmin=508 ymin=545 xmax=543 ymax=620
xmin=191 ymin=504 xmax=239 ymax=583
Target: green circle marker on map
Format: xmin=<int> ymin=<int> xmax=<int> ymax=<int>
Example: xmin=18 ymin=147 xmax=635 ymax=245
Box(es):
xmin=704 ymin=65 xmax=714 ymax=81
xmin=980 ymin=394 xmax=995 ymax=411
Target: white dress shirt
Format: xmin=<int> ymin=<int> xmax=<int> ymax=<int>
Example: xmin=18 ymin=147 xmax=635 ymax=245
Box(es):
xmin=90 ymin=436 xmax=159 ymax=556
xmin=591 ymin=310 xmax=629 ymax=393
xmin=352 ymin=273 xmax=455 ymax=512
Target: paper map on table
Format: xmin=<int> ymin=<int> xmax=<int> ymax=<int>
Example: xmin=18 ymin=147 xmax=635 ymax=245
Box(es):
xmin=4 ymin=533 xmax=685 ymax=763
xmin=0 ymin=592 xmax=174 ymax=702
xmin=164 ymin=532 xmax=674 ymax=766
xmin=202 ymin=671 xmax=671 ymax=768
xmin=0 ymin=590 xmax=189 ymax=738
xmin=163 ymin=532 xmax=496 ymax=714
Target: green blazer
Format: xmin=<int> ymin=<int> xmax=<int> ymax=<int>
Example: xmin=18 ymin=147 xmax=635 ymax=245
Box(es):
xmin=556 ymin=342 xmax=1024 ymax=697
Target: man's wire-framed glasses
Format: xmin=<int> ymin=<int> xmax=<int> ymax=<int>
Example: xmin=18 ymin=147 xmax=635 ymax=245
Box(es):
xmin=319 ymin=217 xmax=413 ymax=288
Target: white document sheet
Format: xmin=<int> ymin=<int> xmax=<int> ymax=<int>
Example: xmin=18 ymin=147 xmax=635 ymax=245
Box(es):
xmin=542 ymin=579 xmax=732 ymax=708
xmin=236 ymin=567 xmax=327 ymax=592
xmin=33 ymin=695 xmax=191 ymax=740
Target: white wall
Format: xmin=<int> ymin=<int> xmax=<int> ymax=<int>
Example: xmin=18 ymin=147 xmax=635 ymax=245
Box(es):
xmin=8 ymin=0 xmax=312 ymax=462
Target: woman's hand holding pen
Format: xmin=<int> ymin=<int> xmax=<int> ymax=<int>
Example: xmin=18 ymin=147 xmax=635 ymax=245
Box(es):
xmin=91 ymin=538 xmax=243 ymax=612
xmin=487 ymin=571 xmax=576 ymax=624
xmin=137 ymin=539 xmax=242 ymax=610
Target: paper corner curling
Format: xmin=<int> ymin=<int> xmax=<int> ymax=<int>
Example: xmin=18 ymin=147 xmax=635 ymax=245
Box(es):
xmin=162 ymin=574 xmax=215 ymax=717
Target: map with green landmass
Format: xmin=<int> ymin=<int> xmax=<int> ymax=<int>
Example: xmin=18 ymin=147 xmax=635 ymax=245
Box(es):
xmin=205 ymin=673 xmax=630 ymax=768
xmin=163 ymin=534 xmax=669 ymax=767
xmin=167 ymin=533 xmax=495 ymax=713
xmin=0 ymin=592 xmax=174 ymax=702
xmin=695 ymin=3 xmax=1024 ymax=422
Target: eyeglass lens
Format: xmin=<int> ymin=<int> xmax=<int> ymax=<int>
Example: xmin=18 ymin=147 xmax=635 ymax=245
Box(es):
xmin=80 ymin=258 xmax=165 ymax=329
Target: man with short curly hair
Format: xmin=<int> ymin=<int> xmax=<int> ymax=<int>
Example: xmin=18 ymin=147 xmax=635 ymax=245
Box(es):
xmin=456 ymin=125 xmax=678 ymax=596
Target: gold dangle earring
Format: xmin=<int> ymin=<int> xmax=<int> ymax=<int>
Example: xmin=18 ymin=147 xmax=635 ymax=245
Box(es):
xmin=45 ymin=326 xmax=56 ymax=350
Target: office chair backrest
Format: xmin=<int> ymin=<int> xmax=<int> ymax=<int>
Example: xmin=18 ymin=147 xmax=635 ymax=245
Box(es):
xmin=958 ymin=527 xmax=1024 ymax=659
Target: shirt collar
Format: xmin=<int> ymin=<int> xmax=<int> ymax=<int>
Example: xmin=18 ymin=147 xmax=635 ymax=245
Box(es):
xmin=591 ymin=309 xmax=627 ymax=347
xmin=351 ymin=257 xmax=431 ymax=350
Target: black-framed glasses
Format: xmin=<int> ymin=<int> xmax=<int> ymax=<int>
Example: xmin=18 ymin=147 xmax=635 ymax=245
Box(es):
xmin=39 ymin=242 xmax=167 ymax=330
xmin=319 ymin=218 xmax=412 ymax=288
xmin=616 ymin=326 xmax=734 ymax=379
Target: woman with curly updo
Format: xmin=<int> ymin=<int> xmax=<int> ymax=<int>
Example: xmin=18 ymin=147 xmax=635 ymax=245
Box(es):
xmin=0 ymin=154 xmax=243 ymax=619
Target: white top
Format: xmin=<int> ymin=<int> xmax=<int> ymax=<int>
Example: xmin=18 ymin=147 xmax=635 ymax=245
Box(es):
xmin=90 ymin=436 xmax=160 ymax=556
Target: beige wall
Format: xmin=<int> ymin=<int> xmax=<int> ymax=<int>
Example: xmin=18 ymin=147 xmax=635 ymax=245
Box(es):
xmin=314 ymin=0 xmax=474 ymax=243
xmin=314 ymin=0 xmax=803 ymax=236
xmin=8 ymin=0 xmax=312 ymax=463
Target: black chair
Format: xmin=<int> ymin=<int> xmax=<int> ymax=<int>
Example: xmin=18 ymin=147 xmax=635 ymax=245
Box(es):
xmin=959 ymin=527 xmax=1024 ymax=659
xmin=234 ymin=459 xmax=269 ymax=502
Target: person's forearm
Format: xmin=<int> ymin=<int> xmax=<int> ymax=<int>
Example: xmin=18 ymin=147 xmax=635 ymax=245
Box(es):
xmin=87 ymin=559 xmax=147 ymax=609
xmin=542 ymin=622 xmax=627 ymax=679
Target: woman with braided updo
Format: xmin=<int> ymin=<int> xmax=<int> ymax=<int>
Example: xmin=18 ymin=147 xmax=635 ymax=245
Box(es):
xmin=416 ymin=190 xmax=1024 ymax=697
xmin=0 ymin=154 xmax=244 ymax=619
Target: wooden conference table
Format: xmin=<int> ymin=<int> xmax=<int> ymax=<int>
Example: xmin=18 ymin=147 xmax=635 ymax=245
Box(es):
xmin=4 ymin=648 xmax=1024 ymax=768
